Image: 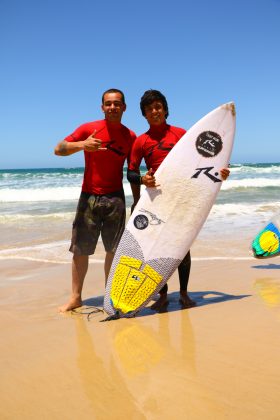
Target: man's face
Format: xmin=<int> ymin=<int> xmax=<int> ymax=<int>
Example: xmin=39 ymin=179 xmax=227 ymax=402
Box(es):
xmin=102 ymin=92 xmax=126 ymax=123
xmin=144 ymin=101 xmax=166 ymax=126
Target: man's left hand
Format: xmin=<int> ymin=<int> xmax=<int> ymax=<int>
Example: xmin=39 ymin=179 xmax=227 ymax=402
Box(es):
xmin=220 ymin=167 xmax=230 ymax=181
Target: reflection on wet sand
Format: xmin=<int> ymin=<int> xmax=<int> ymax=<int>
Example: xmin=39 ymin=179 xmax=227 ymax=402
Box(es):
xmin=178 ymin=309 xmax=196 ymax=376
xmin=111 ymin=307 xmax=196 ymax=378
xmin=74 ymin=317 xmax=146 ymax=419
xmin=105 ymin=305 xmax=225 ymax=417
xmin=114 ymin=323 xmax=164 ymax=376
xmin=254 ymin=278 xmax=280 ymax=307
xmin=107 ymin=311 xmax=197 ymax=417
xmin=71 ymin=284 xmax=254 ymax=417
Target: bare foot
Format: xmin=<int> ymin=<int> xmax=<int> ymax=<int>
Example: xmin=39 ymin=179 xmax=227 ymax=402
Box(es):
xmin=150 ymin=294 xmax=169 ymax=311
xmin=179 ymin=292 xmax=196 ymax=308
xmin=58 ymin=297 xmax=82 ymax=313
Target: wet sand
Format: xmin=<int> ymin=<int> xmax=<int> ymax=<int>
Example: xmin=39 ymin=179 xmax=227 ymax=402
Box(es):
xmin=1 ymin=242 xmax=280 ymax=419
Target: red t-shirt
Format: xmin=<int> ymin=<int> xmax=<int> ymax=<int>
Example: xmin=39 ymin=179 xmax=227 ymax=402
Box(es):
xmin=129 ymin=123 xmax=186 ymax=172
xmin=65 ymin=119 xmax=136 ymax=194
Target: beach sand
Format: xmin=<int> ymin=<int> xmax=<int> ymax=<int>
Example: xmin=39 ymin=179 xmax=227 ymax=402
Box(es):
xmin=1 ymin=240 xmax=280 ymax=420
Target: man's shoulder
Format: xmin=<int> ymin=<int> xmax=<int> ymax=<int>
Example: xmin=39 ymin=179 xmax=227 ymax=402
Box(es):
xmin=77 ymin=120 xmax=105 ymax=131
xmin=168 ymin=125 xmax=186 ymax=136
xmin=88 ymin=119 xmax=105 ymax=128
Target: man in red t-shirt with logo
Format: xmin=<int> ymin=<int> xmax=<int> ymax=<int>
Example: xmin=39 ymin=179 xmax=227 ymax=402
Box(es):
xmin=128 ymin=89 xmax=230 ymax=311
xmin=55 ymin=89 xmax=137 ymax=312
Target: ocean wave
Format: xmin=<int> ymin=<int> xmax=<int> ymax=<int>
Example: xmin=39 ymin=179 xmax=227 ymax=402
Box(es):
xmin=0 ymin=254 xmax=252 ymax=263
xmin=221 ymin=178 xmax=280 ymax=190
xmin=1 ymin=179 xmax=279 ymax=203
xmin=0 ymin=212 xmax=74 ymax=222
xmin=0 ymin=184 xmax=134 ymax=202
xmin=0 ymin=240 xmax=104 ymax=264
xmin=0 ymin=187 xmax=81 ymax=202
xmin=230 ymin=163 xmax=280 ymax=174
xmin=0 ymin=236 xmax=254 ymax=262
xmin=210 ymin=201 xmax=280 ymax=217
xmin=1 ymin=201 xmax=279 ymax=223
xmin=0 ymin=172 xmax=82 ymax=179
xmin=0 ymin=240 xmax=69 ymax=253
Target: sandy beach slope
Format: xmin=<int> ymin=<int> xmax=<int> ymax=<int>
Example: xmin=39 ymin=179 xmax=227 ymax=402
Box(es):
xmin=1 ymin=241 xmax=280 ymax=420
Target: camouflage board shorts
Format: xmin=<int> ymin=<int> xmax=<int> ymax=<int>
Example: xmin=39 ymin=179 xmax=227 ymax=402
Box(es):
xmin=70 ymin=191 xmax=126 ymax=255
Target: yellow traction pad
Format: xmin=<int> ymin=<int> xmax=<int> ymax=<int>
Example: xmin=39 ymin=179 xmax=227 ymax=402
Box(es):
xmin=111 ymin=256 xmax=163 ymax=314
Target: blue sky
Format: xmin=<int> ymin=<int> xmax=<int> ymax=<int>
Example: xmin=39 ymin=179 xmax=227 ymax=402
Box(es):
xmin=1 ymin=0 xmax=279 ymax=169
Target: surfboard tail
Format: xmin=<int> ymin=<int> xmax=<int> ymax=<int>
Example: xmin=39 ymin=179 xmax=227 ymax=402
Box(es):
xmin=104 ymin=230 xmax=181 ymax=317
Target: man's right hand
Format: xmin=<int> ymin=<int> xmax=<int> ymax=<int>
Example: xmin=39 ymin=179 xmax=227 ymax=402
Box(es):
xmin=141 ymin=168 xmax=160 ymax=188
xmin=83 ymin=130 xmax=107 ymax=152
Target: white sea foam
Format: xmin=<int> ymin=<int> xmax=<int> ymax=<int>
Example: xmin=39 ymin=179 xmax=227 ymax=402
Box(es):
xmin=0 ymin=240 xmax=69 ymax=252
xmin=0 ymin=238 xmax=254 ymax=264
xmin=0 ymin=201 xmax=279 ymax=223
xmin=0 ymin=187 xmax=81 ymax=202
xmin=192 ymin=256 xmax=254 ymax=261
xmin=230 ymin=165 xmax=280 ymax=174
xmin=0 ymin=183 xmax=133 ymax=202
xmin=221 ymin=178 xmax=280 ymax=190
xmin=0 ymin=212 xmax=74 ymax=222
xmin=0 ymin=254 xmax=254 ymax=264
xmin=1 ymin=178 xmax=279 ymax=203
xmin=0 ymin=241 xmax=104 ymax=264
xmin=210 ymin=202 xmax=280 ymax=217
xmin=0 ymin=255 xmax=104 ymax=264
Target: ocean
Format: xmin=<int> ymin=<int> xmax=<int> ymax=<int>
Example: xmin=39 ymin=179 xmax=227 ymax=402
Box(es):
xmin=1 ymin=163 xmax=280 ymax=263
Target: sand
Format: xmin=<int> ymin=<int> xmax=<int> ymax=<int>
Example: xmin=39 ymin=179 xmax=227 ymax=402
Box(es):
xmin=1 ymin=241 xmax=280 ymax=420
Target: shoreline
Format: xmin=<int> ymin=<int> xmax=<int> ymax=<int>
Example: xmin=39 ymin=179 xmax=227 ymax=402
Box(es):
xmin=0 ymin=225 xmax=257 ymax=260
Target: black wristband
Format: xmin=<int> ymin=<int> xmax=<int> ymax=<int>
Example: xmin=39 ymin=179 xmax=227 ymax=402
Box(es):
xmin=127 ymin=169 xmax=142 ymax=185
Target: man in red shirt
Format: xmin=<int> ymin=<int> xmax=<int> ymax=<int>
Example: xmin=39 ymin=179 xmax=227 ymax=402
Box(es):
xmin=128 ymin=89 xmax=230 ymax=311
xmin=55 ymin=89 xmax=137 ymax=312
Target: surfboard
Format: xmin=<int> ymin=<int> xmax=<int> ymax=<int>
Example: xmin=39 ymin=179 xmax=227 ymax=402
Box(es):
xmin=103 ymin=102 xmax=236 ymax=319
xmin=251 ymin=211 xmax=280 ymax=258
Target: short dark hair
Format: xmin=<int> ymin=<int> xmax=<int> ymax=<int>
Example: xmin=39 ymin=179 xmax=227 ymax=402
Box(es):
xmin=140 ymin=89 xmax=169 ymax=119
xmin=102 ymin=88 xmax=126 ymax=105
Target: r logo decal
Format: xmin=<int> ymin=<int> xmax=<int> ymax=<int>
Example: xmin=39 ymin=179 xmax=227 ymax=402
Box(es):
xmin=191 ymin=167 xmax=221 ymax=183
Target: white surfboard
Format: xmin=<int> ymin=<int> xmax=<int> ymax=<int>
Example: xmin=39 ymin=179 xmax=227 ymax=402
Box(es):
xmin=103 ymin=102 xmax=236 ymax=319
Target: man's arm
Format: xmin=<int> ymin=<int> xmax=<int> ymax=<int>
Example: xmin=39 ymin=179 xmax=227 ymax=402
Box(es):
xmin=126 ymin=136 xmax=145 ymax=210
xmin=54 ymin=140 xmax=85 ymax=156
xmin=127 ymin=168 xmax=141 ymax=209
xmin=54 ymin=130 xmax=106 ymax=156
xmin=130 ymin=183 xmax=141 ymax=208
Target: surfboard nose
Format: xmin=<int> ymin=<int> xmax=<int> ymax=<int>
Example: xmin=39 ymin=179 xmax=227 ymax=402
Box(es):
xmin=221 ymin=102 xmax=236 ymax=116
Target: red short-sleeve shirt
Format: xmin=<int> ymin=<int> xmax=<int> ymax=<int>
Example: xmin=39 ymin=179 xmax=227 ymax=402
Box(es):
xmin=129 ymin=123 xmax=186 ymax=172
xmin=65 ymin=119 xmax=136 ymax=194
